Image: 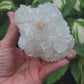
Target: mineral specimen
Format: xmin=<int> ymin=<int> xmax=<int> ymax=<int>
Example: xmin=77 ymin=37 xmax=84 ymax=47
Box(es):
xmin=15 ymin=3 xmax=75 ymax=62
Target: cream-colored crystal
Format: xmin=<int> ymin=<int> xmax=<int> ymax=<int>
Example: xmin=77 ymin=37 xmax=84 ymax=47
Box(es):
xmin=15 ymin=3 xmax=75 ymax=62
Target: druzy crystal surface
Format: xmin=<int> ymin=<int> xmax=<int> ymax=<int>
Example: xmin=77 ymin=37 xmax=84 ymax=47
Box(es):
xmin=15 ymin=3 xmax=75 ymax=62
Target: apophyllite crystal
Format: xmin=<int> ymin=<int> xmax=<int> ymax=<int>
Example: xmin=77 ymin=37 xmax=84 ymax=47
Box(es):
xmin=15 ymin=3 xmax=75 ymax=62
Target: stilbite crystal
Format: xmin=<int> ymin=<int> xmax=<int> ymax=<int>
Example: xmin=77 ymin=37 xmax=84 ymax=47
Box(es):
xmin=15 ymin=3 xmax=75 ymax=62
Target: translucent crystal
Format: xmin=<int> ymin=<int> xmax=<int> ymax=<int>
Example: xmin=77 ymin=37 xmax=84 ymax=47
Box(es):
xmin=15 ymin=3 xmax=75 ymax=62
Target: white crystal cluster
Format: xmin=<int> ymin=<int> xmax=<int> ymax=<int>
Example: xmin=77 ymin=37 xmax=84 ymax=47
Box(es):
xmin=15 ymin=3 xmax=75 ymax=62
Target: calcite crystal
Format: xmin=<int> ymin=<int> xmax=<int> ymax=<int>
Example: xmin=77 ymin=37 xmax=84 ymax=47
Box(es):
xmin=15 ymin=3 xmax=75 ymax=62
